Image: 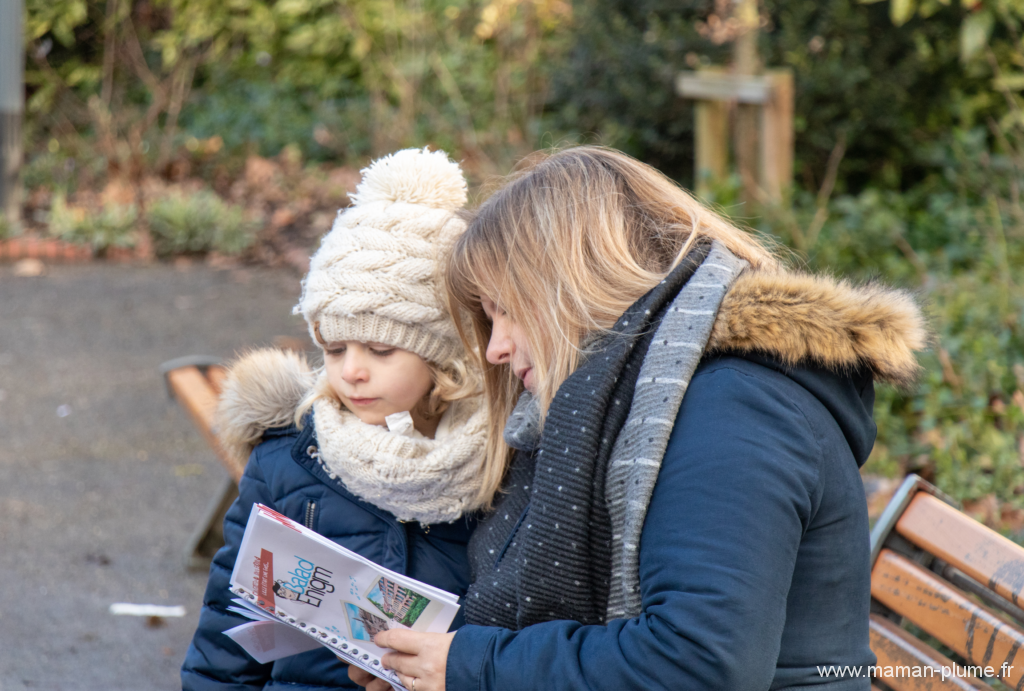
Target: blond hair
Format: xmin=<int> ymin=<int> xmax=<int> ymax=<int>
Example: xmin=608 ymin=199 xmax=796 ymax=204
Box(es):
xmin=444 ymin=145 xmax=780 ymax=489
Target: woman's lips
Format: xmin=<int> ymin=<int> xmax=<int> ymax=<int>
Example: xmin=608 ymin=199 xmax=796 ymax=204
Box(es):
xmin=347 ymin=397 xmax=378 ymax=406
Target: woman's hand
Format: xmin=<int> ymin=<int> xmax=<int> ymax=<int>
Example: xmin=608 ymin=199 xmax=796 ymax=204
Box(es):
xmin=377 ymin=629 xmax=455 ymax=691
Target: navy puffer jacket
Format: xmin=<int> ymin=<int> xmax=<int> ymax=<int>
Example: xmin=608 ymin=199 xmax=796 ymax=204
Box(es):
xmin=181 ymin=358 xmax=475 ymax=691
xmin=445 ymin=264 xmax=927 ymax=691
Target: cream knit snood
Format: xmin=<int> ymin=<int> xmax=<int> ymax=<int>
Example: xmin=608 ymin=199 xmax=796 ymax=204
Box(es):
xmin=311 ymin=385 xmax=489 ymax=524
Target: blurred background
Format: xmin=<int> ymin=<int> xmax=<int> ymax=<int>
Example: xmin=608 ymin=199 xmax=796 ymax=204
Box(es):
xmin=3 ymin=0 xmax=1024 ymax=687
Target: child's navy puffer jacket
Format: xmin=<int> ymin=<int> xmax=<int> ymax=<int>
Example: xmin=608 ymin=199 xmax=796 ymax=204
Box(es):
xmin=181 ymin=351 xmax=476 ymax=691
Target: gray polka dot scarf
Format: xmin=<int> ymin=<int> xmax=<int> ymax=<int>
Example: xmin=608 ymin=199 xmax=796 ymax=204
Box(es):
xmin=495 ymin=241 xmax=746 ymax=627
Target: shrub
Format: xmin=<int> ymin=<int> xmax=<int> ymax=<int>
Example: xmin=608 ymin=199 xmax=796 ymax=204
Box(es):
xmin=147 ymin=189 xmax=260 ymax=256
xmin=548 ymin=0 xmax=979 ymax=191
xmin=48 ymin=191 xmax=138 ymax=251
xmin=146 ymin=189 xmax=259 ymax=256
xmin=740 ymin=131 xmax=1024 ymax=512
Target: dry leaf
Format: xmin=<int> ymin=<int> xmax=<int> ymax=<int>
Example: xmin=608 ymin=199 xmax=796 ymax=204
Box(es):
xmin=13 ymin=258 xmax=46 ymax=277
xmin=962 ymin=494 xmax=999 ymax=527
xmin=999 ymin=505 xmax=1024 ymax=534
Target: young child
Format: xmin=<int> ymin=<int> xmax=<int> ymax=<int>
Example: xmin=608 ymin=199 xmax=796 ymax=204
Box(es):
xmin=181 ymin=148 xmax=494 ymax=691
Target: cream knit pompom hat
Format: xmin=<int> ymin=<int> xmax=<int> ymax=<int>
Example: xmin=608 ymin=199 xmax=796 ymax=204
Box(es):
xmin=295 ymin=148 xmax=468 ymax=365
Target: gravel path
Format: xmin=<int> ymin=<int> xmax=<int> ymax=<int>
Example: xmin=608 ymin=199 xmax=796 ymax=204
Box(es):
xmin=0 ymin=261 xmax=312 ymax=691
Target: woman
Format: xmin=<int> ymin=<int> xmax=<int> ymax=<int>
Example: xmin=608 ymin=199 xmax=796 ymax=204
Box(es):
xmin=349 ymin=146 xmax=926 ymax=691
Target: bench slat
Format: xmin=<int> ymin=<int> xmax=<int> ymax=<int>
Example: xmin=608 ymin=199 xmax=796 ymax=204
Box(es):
xmin=872 ymin=548 xmax=1024 ymax=689
xmin=207 ymin=364 xmax=227 ymax=395
xmin=166 ymin=365 xmax=244 ymax=483
xmin=869 ymin=614 xmax=992 ymax=690
xmin=896 ymin=493 xmax=1024 ymax=610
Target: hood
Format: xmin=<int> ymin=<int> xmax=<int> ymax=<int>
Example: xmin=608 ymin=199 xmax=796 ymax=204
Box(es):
xmin=215 ymin=348 xmax=315 ymax=468
xmin=741 ymin=351 xmax=878 ymax=467
xmin=708 ymin=269 xmax=927 ymax=389
xmin=707 ymin=268 xmax=927 ymax=467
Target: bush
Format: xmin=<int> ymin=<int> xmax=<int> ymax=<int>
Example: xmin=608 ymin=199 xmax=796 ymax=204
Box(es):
xmin=548 ymin=0 xmax=978 ymax=191
xmin=738 ymin=131 xmax=1024 ymax=511
xmin=146 ymin=190 xmax=259 ymax=256
xmin=179 ymin=78 xmax=373 ymax=162
xmin=48 ymin=191 xmax=138 ymax=251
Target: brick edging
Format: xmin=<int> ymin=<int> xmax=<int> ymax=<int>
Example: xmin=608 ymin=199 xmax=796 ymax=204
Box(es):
xmin=0 ymin=237 xmax=146 ymax=263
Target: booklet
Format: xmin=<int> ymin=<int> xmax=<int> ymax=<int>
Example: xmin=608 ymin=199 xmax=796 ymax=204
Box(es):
xmin=226 ymin=503 xmax=461 ymax=691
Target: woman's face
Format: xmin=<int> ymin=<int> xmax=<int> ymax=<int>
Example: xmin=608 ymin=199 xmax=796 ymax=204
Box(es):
xmin=480 ymin=296 xmax=537 ymax=394
xmin=323 ymin=341 xmax=435 ymax=430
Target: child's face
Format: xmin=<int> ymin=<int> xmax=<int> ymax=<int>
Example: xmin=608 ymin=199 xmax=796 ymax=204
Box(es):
xmin=323 ymin=341 xmax=435 ymax=429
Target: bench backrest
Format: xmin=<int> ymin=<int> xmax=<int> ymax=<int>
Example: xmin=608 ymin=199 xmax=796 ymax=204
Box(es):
xmin=869 ymin=474 xmax=1024 ymax=691
xmin=161 ymin=359 xmax=244 ymax=482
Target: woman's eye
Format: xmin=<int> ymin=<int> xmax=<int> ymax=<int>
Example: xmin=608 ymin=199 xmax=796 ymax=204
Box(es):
xmin=370 ymin=347 xmax=395 ymax=356
xmin=325 ymin=346 xmax=346 ymax=356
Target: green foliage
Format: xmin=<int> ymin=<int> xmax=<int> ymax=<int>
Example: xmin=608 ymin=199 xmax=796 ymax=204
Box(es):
xmin=179 ymin=78 xmax=372 ymax=160
xmin=739 ymin=126 xmax=1024 ymax=509
xmin=545 ymin=1 xmax=701 ymax=182
xmin=548 ymin=0 xmax=999 ymax=190
xmin=24 ymin=0 xmax=569 ymax=172
xmin=145 ymin=189 xmax=259 ymax=256
xmin=48 ymin=191 xmax=139 ymax=251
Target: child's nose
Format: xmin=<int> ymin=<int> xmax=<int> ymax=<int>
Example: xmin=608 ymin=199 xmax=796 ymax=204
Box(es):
xmin=341 ymin=353 xmax=370 ymax=383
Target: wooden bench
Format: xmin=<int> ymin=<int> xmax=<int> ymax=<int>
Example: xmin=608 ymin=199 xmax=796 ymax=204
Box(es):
xmin=868 ymin=474 xmax=1024 ymax=690
xmin=160 ymin=356 xmax=241 ymax=570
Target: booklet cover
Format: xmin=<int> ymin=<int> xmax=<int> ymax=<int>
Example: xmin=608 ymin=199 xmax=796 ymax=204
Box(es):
xmin=226 ymin=503 xmax=461 ymax=691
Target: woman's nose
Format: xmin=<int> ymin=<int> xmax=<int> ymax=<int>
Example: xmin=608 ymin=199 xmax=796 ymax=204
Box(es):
xmin=486 ymin=319 xmax=514 ymax=365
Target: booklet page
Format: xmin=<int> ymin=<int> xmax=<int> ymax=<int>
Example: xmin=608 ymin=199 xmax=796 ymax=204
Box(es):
xmin=226 ymin=503 xmax=461 ymax=690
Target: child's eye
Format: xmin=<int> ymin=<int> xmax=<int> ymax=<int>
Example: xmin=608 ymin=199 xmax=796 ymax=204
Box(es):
xmin=369 ymin=347 xmax=395 ymax=356
xmin=325 ymin=345 xmax=346 ymax=356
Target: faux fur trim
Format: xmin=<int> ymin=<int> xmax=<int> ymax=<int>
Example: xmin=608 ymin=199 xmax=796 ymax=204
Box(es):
xmin=216 ymin=348 xmax=315 ymax=467
xmin=709 ymin=269 xmax=928 ymax=388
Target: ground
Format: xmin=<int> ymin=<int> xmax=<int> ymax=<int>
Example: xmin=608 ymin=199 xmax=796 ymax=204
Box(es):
xmin=0 ymin=260 xmax=311 ymax=691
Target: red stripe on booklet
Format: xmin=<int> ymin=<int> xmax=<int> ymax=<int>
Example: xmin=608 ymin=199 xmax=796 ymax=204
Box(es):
xmin=257 ymin=548 xmax=277 ymax=611
xmin=258 ymin=504 xmax=302 ymax=533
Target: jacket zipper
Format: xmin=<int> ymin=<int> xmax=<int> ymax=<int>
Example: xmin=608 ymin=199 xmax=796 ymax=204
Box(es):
xmin=304 ymin=499 xmax=317 ymax=529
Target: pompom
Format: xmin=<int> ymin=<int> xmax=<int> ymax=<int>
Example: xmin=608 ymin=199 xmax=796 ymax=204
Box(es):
xmin=350 ymin=147 xmax=467 ymax=210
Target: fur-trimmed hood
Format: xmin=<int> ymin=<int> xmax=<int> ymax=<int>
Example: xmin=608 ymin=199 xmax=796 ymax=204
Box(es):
xmin=216 ymin=268 xmax=925 ymax=468
xmin=215 ymin=348 xmax=315 ymax=469
xmin=709 ymin=269 xmax=926 ymax=388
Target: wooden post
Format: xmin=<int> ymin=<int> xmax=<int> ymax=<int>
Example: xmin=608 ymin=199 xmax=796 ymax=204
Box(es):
xmin=692 ymin=67 xmax=730 ymax=197
xmin=732 ymin=0 xmax=760 ymax=204
xmin=760 ymin=69 xmax=794 ymax=201
xmin=677 ymin=68 xmax=793 ymax=204
xmin=0 ymin=0 xmax=24 ymax=231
